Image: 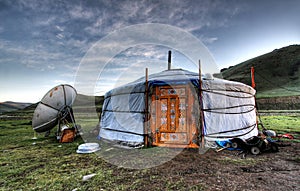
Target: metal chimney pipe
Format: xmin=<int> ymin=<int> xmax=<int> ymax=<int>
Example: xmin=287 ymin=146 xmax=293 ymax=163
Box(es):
xmin=168 ymin=50 xmax=172 ymax=70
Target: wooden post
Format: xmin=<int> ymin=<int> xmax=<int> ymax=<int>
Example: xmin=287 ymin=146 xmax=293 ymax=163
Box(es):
xmin=168 ymin=51 xmax=172 ymax=70
xmin=251 ymin=66 xmax=260 ymax=131
xmin=144 ymin=68 xmax=149 ymax=147
xmin=251 ymin=66 xmax=256 ymax=89
xmin=198 ymin=60 xmax=205 ymax=148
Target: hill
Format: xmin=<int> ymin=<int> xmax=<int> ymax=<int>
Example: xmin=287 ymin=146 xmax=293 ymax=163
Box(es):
xmin=218 ymin=45 xmax=300 ymax=99
xmin=0 ymin=101 xmax=32 ymax=114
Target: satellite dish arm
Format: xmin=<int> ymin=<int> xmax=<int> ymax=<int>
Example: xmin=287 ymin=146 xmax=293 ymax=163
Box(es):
xmin=56 ymin=106 xmax=78 ymax=139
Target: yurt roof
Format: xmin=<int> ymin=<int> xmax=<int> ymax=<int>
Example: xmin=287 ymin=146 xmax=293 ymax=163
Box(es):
xmin=105 ymin=69 xmax=255 ymax=96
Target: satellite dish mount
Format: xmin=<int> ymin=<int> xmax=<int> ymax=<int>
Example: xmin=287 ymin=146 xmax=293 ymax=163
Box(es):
xmin=56 ymin=105 xmax=77 ymax=140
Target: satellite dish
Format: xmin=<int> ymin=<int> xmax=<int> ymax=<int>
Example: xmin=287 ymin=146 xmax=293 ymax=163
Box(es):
xmin=32 ymin=84 xmax=77 ymax=133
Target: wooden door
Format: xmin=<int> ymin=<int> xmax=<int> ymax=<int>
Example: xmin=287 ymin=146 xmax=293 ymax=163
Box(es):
xmin=150 ymin=85 xmax=199 ymax=148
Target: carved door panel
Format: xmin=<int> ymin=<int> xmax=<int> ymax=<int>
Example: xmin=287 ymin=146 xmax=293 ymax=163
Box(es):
xmin=151 ymin=85 xmax=195 ymax=146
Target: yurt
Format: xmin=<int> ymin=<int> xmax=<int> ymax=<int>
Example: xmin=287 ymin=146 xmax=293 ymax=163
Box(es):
xmin=98 ymin=67 xmax=258 ymax=148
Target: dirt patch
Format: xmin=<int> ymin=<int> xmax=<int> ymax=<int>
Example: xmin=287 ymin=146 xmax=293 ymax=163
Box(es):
xmin=125 ymin=142 xmax=300 ymax=191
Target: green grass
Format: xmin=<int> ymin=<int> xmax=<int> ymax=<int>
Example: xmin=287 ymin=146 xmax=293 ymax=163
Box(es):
xmin=0 ymin=111 xmax=299 ymax=190
xmin=0 ymin=118 xmax=150 ymax=191
xmin=256 ymin=88 xmax=300 ymax=98
xmin=259 ymin=115 xmax=300 ymax=142
xmin=217 ymin=156 xmax=262 ymax=165
xmin=259 ymin=115 xmax=300 ymax=134
xmin=0 ymin=116 xmax=173 ymax=191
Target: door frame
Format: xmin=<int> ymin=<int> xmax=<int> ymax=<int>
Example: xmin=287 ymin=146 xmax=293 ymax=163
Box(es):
xmin=150 ymin=84 xmax=199 ymax=148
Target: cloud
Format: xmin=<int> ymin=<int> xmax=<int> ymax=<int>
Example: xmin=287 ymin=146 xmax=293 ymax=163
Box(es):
xmin=0 ymin=0 xmax=246 ymax=100
xmin=2 ymin=0 xmax=242 ymax=57
xmin=75 ymin=0 xmax=243 ymax=52
xmin=68 ymin=4 xmax=95 ymax=20
xmin=120 ymin=45 xmax=167 ymax=59
xmin=0 ymin=39 xmax=79 ymax=73
xmin=3 ymin=0 xmax=243 ymax=39
xmin=201 ymin=36 xmax=218 ymax=44
xmin=53 ymin=79 xmax=74 ymax=85
xmin=55 ymin=25 xmax=64 ymax=32
xmin=56 ymin=33 xmax=64 ymax=40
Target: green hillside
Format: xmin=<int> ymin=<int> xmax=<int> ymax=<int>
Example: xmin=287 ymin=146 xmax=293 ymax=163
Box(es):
xmin=0 ymin=101 xmax=32 ymax=114
xmin=219 ymin=45 xmax=300 ymax=98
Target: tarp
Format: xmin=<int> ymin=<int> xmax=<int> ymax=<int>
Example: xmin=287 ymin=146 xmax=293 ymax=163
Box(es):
xmin=98 ymin=69 xmax=258 ymax=145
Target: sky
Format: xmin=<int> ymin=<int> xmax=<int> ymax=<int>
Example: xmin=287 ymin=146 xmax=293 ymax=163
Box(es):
xmin=0 ymin=0 xmax=299 ymax=103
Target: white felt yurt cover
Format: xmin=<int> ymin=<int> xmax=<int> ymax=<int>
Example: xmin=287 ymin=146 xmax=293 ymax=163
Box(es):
xmin=98 ymin=69 xmax=258 ymax=146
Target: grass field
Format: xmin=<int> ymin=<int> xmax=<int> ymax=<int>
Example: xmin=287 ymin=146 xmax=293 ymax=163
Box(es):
xmin=260 ymin=115 xmax=300 ymax=135
xmin=0 ymin=110 xmax=299 ymax=190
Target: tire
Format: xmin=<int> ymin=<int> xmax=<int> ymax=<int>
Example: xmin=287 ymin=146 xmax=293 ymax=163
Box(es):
xmin=250 ymin=146 xmax=260 ymax=155
xmin=231 ymin=142 xmax=239 ymax=149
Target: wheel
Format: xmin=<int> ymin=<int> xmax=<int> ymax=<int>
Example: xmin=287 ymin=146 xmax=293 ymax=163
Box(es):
xmin=231 ymin=142 xmax=239 ymax=149
xmin=250 ymin=146 xmax=260 ymax=155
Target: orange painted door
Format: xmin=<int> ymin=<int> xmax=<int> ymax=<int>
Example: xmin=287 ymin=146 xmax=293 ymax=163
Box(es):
xmin=150 ymin=85 xmax=198 ymax=147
